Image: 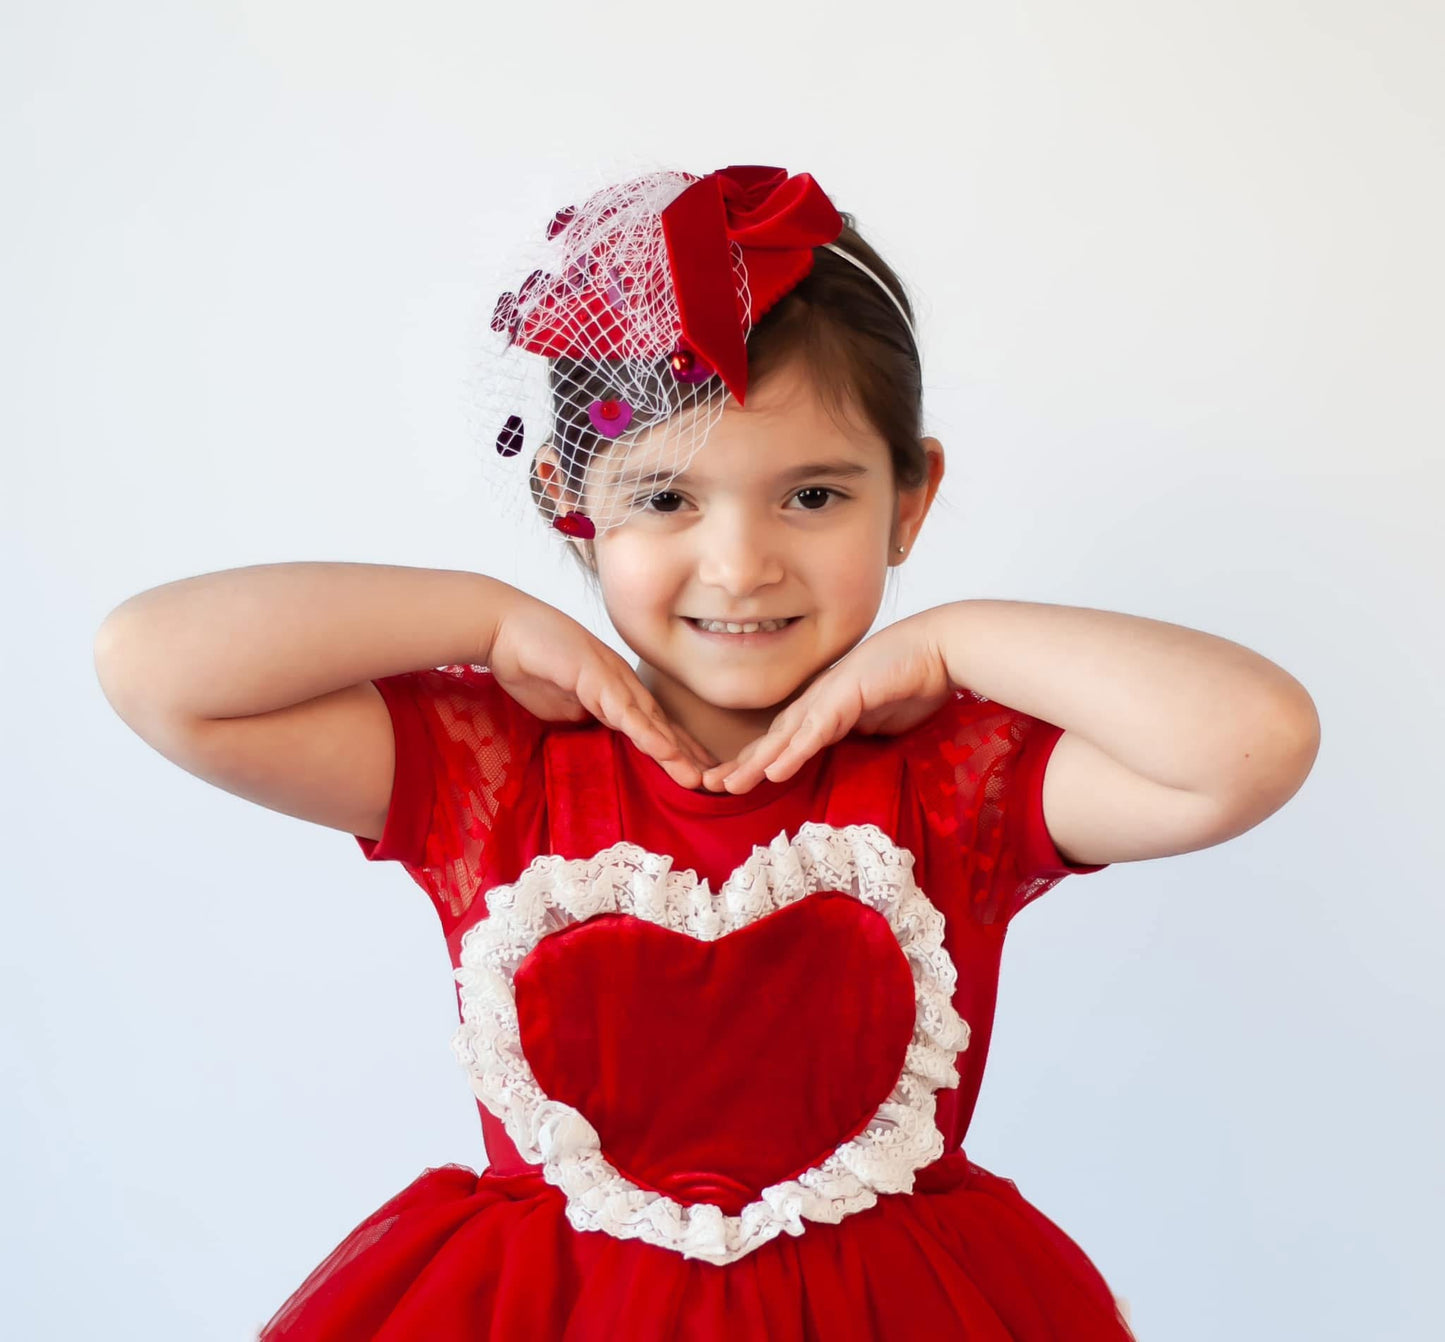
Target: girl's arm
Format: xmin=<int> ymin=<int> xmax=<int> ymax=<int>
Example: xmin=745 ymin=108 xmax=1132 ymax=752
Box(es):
xmin=921 ymin=599 xmax=1322 ymax=866
xmin=93 ymin=562 xmax=515 ymax=841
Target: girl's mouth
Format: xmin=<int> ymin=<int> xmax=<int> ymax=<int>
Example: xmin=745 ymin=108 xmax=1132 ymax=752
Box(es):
xmin=683 ymin=616 xmax=803 ymax=644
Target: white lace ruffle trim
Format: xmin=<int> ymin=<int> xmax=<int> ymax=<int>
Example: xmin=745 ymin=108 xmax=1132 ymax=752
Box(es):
xmin=450 ymin=822 xmax=971 ymax=1266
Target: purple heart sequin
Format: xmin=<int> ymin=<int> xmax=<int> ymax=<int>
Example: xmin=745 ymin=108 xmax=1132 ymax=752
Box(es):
xmin=587 ymin=398 xmax=633 ymax=438
xmin=495 ymin=414 xmax=524 ymax=457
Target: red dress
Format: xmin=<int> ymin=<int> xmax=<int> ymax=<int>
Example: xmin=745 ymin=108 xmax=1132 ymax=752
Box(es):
xmin=258 ymin=666 xmax=1136 ymax=1340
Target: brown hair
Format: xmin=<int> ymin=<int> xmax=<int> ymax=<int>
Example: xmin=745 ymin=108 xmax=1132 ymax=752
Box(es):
xmin=529 ymin=215 xmax=927 ymax=579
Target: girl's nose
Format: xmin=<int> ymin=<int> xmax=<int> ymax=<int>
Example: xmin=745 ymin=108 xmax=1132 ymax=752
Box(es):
xmin=693 ymin=513 xmax=786 ymax=594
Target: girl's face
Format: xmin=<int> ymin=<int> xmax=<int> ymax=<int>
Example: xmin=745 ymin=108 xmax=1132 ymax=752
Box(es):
xmin=581 ymin=356 xmax=944 ymax=766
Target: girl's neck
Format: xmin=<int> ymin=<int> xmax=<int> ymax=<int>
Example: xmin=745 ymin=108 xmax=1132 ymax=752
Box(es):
xmin=634 ymin=659 xmax=802 ymax=766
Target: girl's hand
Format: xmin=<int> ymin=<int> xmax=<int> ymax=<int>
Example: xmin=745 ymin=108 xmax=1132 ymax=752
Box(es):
xmin=700 ymin=612 xmax=957 ymax=794
xmin=487 ymin=591 xmax=719 ymax=788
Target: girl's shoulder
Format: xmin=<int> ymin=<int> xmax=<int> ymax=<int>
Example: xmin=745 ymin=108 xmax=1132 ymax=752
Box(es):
xmin=899 ymin=688 xmax=1109 ymax=925
xmin=356 ymin=664 xmax=549 ymax=925
xmin=372 ymin=663 xmax=549 ymax=755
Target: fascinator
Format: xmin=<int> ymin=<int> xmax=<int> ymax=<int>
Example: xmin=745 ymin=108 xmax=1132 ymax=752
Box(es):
xmin=472 ymin=164 xmax=919 ymax=543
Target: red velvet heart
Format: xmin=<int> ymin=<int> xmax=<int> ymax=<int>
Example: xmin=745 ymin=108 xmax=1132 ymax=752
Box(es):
xmin=514 ymin=891 xmax=917 ymax=1215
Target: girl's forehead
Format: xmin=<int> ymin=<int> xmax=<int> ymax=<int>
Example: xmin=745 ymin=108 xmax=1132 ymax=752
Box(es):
xmin=593 ymin=367 xmax=885 ymax=492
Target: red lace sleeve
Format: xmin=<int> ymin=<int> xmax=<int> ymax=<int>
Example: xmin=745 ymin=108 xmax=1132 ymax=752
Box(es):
xmin=907 ymin=689 xmax=1109 ymax=926
xmin=353 ymin=664 xmax=543 ymax=926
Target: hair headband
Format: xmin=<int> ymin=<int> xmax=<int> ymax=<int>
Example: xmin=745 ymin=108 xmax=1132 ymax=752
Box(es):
xmin=818 ymin=241 xmax=920 ymax=356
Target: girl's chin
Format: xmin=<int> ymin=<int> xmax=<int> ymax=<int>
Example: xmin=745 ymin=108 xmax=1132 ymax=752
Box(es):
xmin=673 ymin=667 xmax=817 ymax=714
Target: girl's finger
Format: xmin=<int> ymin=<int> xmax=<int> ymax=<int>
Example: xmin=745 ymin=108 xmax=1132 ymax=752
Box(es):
xmin=619 ymin=675 xmax=701 ymax=763
xmin=720 ymin=724 xmax=798 ymax=792
xmin=762 ymin=736 xmax=813 ymax=782
xmin=621 ymin=697 xmax=686 ymax=759
xmin=636 ymin=698 xmax=715 ymax=775
xmin=705 ymin=721 xmax=778 ymax=790
xmin=619 ymin=697 xmax=712 ymax=786
xmin=584 ymin=678 xmax=666 ymax=756
xmin=673 ymin=723 xmax=720 ymax=771
xmin=795 ymin=702 xmax=853 ymax=758
xmin=749 ymin=704 xmax=844 ymax=788
xmin=766 ymin=713 xmax=831 ymax=773
xmin=582 ymin=669 xmax=709 ymax=784
xmin=700 ymin=758 xmax=734 ymax=791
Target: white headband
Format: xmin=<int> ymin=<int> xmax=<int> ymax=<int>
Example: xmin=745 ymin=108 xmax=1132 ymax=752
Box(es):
xmin=819 ymin=241 xmax=921 ymax=361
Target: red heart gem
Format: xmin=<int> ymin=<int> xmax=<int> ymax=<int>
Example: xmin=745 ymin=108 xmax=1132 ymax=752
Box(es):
xmin=514 ymin=892 xmax=916 ymax=1215
xmin=552 ymin=510 xmax=596 ymax=539
xmin=517 ymin=268 xmax=549 ymax=307
xmin=546 ymin=206 xmax=576 ymax=240
xmin=668 ymin=342 xmax=714 ymax=384
xmin=490 ymin=291 xmax=518 ymax=335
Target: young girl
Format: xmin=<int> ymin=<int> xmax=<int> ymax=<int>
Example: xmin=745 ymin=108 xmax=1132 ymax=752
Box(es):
xmin=94 ymin=164 xmax=1320 ymax=1340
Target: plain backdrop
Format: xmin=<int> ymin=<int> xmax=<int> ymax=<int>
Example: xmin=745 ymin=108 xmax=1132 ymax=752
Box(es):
xmin=4 ymin=1 xmax=1441 ymax=1338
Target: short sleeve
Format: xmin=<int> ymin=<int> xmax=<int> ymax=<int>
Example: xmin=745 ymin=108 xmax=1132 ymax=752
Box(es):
xmin=906 ymin=690 xmax=1109 ymax=926
xmin=353 ymin=664 xmax=543 ymax=925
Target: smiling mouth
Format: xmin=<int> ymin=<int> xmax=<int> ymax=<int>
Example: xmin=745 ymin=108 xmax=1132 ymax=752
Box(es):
xmin=684 ymin=616 xmax=802 ymax=635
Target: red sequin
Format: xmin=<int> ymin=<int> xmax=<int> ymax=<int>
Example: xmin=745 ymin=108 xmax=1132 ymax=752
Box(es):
xmin=490 ymin=291 xmax=518 ymax=335
xmin=552 ymin=510 xmax=596 ymax=540
xmin=668 ymin=342 xmax=713 ymax=383
xmin=546 ymin=206 xmax=576 ymax=240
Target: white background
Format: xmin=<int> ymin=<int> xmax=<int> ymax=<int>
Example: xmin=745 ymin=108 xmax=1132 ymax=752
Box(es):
xmin=4 ymin=1 xmax=1441 ymax=1337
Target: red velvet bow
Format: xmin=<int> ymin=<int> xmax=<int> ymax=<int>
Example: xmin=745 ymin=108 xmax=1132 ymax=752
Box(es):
xmin=661 ymin=165 xmax=844 ymax=406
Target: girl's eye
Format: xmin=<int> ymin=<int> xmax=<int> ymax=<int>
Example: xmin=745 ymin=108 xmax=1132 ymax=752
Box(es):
xmin=792 ymin=486 xmax=840 ymax=511
xmin=643 ymin=491 xmax=685 ymax=513
xmin=638 ymin=487 xmax=845 ymax=514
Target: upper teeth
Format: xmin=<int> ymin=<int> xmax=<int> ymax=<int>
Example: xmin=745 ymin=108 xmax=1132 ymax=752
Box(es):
xmin=694 ymin=618 xmax=792 ymax=633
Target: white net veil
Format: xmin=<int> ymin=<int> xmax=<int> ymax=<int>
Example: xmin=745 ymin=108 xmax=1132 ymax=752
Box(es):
xmin=466 ymin=168 xmax=754 ymax=555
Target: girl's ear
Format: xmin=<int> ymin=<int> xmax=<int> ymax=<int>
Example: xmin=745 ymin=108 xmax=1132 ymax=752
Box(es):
xmin=533 ymin=444 xmax=601 ymax=575
xmin=893 ymin=437 xmax=946 ymax=554
xmin=532 ymin=444 xmax=571 ymax=515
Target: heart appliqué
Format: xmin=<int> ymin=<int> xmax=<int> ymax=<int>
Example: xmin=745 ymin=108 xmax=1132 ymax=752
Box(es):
xmin=451 ymin=822 xmax=970 ymax=1266
xmin=515 ymin=892 xmax=916 ymax=1216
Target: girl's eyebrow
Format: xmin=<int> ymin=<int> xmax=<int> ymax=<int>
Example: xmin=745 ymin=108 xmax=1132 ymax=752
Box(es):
xmin=618 ymin=458 xmax=871 ymax=489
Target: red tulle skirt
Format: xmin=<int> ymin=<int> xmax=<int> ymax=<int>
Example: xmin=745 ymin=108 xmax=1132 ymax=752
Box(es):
xmin=257 ymin=1153 xmax=1136 ymax=1340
